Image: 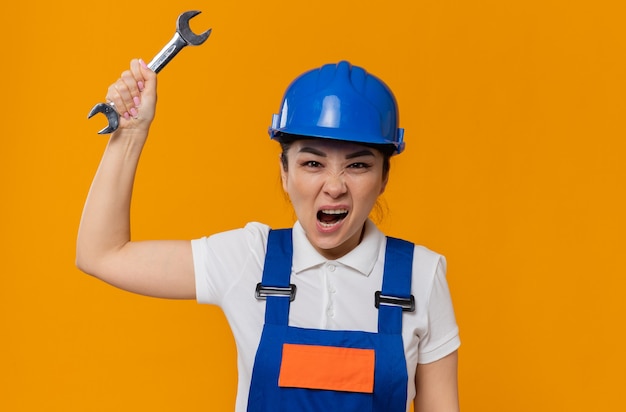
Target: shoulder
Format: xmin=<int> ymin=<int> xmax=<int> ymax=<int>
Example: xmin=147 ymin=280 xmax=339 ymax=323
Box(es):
xmin=193 ymin=221 xmax=271 ymax=244
xmin=411 ymin=244 xmax=446 ymax=277
xmin=191 ymin=222 xmax=273 ymax=262
xmin=384 ymin=233 xmax=444 ymax=276
xmin=368 ymin=222 xmax=446 ymax=278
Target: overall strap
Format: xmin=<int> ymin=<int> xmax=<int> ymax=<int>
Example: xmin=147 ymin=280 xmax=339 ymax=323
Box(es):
xmin=378 ymin=237 xmax=415 ymax=334
xmin=257 ymin=229 xmax=294 ymax=326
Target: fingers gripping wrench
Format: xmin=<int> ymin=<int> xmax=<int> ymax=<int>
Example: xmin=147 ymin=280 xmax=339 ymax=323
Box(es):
xmin=87 ymin=10 xmax=211 ymax=134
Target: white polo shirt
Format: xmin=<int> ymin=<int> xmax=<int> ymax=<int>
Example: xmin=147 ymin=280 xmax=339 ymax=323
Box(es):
xmin=192 ymin=220 xmax=460 ymax=412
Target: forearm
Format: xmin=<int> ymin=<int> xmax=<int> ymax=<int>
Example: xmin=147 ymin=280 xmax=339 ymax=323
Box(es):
xmin=414 ymin=351 xmax=460 ymax=412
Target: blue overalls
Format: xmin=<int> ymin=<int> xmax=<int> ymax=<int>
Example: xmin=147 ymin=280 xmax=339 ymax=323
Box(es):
xmin=247 ymin=229 xmax=415 ymax=412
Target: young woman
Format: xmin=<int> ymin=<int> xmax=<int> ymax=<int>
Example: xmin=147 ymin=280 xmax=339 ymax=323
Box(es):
xmin=76 ymin=58 xmax=460 ymax=411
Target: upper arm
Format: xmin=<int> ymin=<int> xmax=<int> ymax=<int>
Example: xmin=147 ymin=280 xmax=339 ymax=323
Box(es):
xmin=414 ymin=350 xmax=460 ymax=412
xmin=80 ymin=239 xmax=196 ymax=300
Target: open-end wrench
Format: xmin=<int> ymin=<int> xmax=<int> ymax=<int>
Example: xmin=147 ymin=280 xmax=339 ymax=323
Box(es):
xmin=87 ymin=10 xmax=211 ymax=134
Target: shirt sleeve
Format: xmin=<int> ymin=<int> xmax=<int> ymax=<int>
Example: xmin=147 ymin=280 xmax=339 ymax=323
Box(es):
xmin=191 ymin=222 xmax=270 ymax=305
xmin=417 ymin=256 xmax=461 ymax=364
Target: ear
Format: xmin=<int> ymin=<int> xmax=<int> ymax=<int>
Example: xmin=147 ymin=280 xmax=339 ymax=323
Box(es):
xmin=379 ymin=174 xmax=389 ymax=196
xmin=279 ymin=155 xmax=288 ymax=192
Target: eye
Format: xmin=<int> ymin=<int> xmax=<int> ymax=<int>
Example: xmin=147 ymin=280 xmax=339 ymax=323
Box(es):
xmin=347 ymin=162 xmax=371 ymax=169
xmin=301 ymin=160 xmax=323 ymax=168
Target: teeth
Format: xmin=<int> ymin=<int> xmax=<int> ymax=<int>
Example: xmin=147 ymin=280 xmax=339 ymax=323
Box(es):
xmin=321 ymin=209 xmax=348 ymax=215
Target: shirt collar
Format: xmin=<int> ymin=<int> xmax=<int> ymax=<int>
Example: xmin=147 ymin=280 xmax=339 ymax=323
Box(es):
xmin=291 ymin=220 xmax=385 ymax=277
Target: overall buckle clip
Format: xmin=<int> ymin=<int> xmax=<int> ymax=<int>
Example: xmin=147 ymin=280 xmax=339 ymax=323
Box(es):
xmin=255 ymin=283 xmax=297 ymax=302
xmin=375 ymin=291 xmax=415 ymax=312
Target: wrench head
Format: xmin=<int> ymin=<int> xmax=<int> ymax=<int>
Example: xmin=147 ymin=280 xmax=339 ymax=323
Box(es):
xmin=176 ymin=10 xmax=212 ymax=46
xmin=87 ymin=102 xmax=120 ymax=134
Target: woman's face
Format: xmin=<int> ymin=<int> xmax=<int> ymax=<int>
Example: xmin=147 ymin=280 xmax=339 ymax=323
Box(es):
xmin=281 ymin=139 xmax=388 ymax=260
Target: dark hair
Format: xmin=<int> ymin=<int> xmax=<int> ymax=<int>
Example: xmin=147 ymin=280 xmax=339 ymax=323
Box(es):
xmin=276 ymin=133 xmax=395 ymax=180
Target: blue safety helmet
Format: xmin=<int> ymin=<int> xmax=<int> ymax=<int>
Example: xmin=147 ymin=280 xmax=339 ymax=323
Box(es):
xmin=269 ymin=61 xmax=405 ymax=154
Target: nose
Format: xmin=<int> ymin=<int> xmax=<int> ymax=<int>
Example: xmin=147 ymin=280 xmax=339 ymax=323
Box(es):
xmin=323 ymin=172 xmax=347 ymax=199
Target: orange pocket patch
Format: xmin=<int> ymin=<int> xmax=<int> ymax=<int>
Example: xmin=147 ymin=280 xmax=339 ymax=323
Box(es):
xmin=278 ymin=343 xmax=375 ymax=393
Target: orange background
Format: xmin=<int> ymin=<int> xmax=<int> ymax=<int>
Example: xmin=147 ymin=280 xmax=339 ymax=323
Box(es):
xmin=1 ymin=0 xmax=625 ymax=410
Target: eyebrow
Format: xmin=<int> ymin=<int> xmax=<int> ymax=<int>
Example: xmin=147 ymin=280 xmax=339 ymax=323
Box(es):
xmin=345 ymin=150 xmax=376 ymax=159
xmin=298 ymin=146 xmax=327 ymax=157
xmin=298 ymin=147 xmax=376 ymax=159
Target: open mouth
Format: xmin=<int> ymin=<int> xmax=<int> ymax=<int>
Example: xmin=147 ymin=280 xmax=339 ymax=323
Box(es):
xmin=317 ymin=209 xmax=349 ymax=227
